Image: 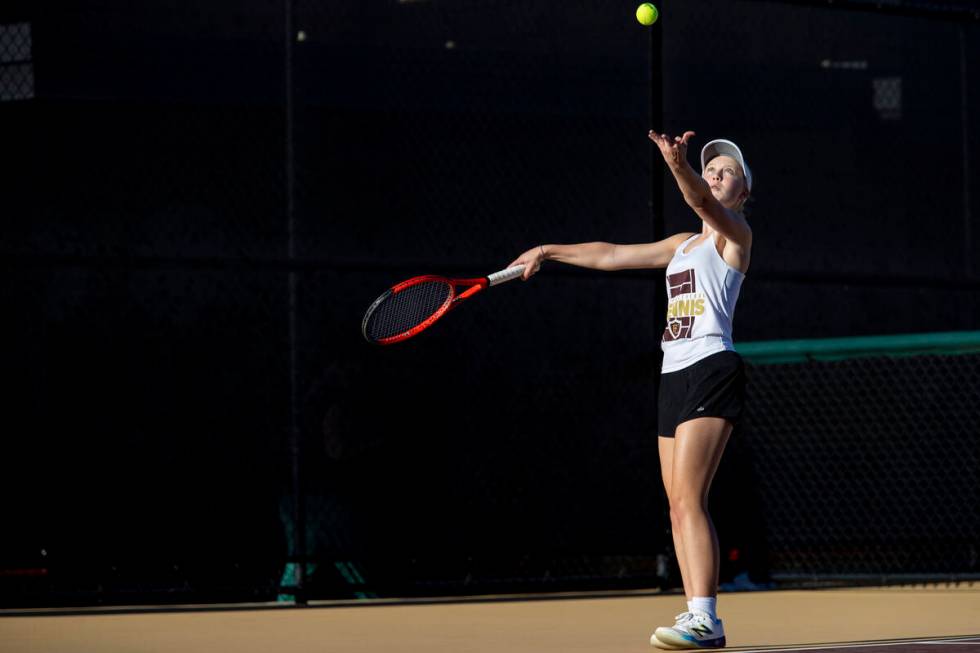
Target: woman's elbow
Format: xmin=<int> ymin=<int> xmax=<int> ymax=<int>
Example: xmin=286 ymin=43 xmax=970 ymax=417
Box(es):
xmin=597 ymin=244 xmax=620 ymax=271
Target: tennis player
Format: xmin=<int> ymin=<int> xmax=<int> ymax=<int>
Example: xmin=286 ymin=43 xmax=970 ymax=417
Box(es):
xmin=509 ymin=131 xmax=751 ymax=649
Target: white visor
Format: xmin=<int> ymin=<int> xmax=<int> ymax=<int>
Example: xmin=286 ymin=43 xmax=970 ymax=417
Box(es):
xmin=700 ymin=139 xmax=752 ymax=192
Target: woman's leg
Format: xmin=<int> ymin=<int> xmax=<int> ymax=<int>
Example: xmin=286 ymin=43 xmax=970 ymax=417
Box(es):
xmin=669 ymin=417 xmax=732 ymax=597
xmin=658 ymin=435 xmax=692 ymax=600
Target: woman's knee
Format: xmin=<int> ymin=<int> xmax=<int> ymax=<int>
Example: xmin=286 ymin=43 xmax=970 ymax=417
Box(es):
xmin=668 ymin=491 xmax=707 ymax=524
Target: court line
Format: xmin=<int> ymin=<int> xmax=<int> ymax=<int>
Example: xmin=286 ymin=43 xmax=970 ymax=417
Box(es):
xmin=730 ymin=636 xmax=980 ymax=653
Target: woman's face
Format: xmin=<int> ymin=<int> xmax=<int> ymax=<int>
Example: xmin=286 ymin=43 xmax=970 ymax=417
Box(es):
xmin=703 ymin=155 xmax=748 ymax=210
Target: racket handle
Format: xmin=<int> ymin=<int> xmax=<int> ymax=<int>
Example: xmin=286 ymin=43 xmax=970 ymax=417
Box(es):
xmin=487 ymin=265 xmax=525 ymax=286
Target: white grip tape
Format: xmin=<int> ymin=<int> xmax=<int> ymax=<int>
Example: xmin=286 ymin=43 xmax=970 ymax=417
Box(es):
xmin=487 ymin=265 xmax=525 ymax=286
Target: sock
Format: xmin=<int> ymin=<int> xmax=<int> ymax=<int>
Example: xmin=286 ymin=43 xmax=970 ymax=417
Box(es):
xmin=686 ymin=600 xmax=694 ymax=615
xmin=691 ymin=596 xmax=717 ymax=620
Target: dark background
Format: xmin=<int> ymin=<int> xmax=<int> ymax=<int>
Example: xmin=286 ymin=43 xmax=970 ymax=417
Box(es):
xmin=1 ymin=0 xmax=978 ymax=605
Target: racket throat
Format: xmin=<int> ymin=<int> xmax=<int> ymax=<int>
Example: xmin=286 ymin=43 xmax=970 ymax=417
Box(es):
xmin=454 ymin=282 xmax=488 ymax=302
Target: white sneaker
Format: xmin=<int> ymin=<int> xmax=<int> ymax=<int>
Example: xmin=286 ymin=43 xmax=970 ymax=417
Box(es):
xmin=652 ymin=610 xmax=726 ymax=649
xmin=650 ymin=612 xmax=694 ymax=649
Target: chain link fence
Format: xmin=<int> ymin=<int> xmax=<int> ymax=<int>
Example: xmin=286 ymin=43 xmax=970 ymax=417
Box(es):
xmin=286 ymin=0 xmax=664 ymax=599
xmin=1 ymin=0 xmax=290 ymax=607
xmin=0 ymin=21 xmax=33 ymax=101
xmin=741 ymin=342 xmax=980 ymax=583
xmin=2 ymin=0 xmax=979 ymax=606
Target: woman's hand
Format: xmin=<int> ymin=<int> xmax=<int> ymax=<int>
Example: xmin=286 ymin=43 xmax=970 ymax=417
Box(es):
xmin=507 ymin=245 xmax=548 ymax=280
xmin=648 ymin=130 xmax=696 ymax=170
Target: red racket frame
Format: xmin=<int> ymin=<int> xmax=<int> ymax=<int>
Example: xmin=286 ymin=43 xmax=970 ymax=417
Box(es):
xmin=372 ymin=274 xmax=490 ymax=345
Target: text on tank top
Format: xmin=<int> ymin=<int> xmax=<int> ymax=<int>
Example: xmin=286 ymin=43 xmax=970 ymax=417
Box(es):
xmin=660 ymin=232 xmax=745 ymax=373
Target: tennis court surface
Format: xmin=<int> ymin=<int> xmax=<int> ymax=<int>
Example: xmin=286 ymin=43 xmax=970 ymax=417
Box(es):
xmin=2 ymin=584 xmax=977 ymax=652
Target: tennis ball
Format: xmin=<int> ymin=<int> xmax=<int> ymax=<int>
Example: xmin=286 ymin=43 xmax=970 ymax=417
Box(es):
xmin=636 ymin=3 xmax=659 ymax=25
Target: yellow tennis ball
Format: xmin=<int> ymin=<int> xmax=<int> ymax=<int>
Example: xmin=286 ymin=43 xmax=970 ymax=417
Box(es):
xmin=636 ymin=3 xmax=659 ymax=25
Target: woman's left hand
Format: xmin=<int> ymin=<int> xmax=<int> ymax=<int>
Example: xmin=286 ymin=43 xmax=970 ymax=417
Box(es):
xmin=648 ymin=130 xmax=695 ymax=169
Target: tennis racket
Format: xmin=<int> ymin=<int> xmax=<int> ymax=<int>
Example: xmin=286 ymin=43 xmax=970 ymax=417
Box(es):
xmin=361 ymin=265 xmax=526 ymax=345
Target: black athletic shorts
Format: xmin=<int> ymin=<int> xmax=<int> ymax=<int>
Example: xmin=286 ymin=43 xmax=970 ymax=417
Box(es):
xmin=658 ymin=350 xmax=745 ymax=437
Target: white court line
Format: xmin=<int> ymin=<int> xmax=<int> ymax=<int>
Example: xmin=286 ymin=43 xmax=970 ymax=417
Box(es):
xmin=733 ymin=637 xmax=980 ymax=653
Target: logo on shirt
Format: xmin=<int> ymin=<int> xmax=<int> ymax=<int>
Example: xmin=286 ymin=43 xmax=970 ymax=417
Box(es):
xmin=663 ymin=269 xmax=705 ymax=342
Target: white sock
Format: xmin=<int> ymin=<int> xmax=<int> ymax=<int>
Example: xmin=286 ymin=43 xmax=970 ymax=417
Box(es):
xmin=686 ymin=600 xmax=694 ymax=614
xmin=691 ymin=596 xmax=717 ymax=620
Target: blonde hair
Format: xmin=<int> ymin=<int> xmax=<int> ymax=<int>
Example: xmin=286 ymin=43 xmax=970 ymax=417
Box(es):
xmin=733 ymin=165 xmax=751 ymax=216
xmin=734 ymin=190 xmax=753 ymax=217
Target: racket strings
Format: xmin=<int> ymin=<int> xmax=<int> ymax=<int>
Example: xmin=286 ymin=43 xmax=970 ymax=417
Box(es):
xmin=365 ymin=280 xmax=453 ymax=341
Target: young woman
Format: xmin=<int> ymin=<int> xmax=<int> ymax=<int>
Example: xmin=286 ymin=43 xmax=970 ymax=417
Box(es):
xmin=508 ymin=131 xmax=752 ymax=649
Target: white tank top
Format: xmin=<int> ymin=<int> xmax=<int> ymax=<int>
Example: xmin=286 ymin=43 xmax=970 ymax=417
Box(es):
xmin=661 ymin=233 xmax=744 ymax=373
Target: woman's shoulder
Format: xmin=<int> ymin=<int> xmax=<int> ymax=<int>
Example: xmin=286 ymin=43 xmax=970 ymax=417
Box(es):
xmin=666 ymin=232 xmax=699 ymax=247
xmin=714 ymin=232 xmax=752 ymax=274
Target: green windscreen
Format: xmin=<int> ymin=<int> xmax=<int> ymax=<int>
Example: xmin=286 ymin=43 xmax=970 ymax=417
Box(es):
xmin=739 ymin=330 xmax=980 ymax=365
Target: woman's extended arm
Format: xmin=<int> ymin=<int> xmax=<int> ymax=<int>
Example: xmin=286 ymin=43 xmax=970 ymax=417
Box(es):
xmin=508 ymin=233 xmax=695 ymax=281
